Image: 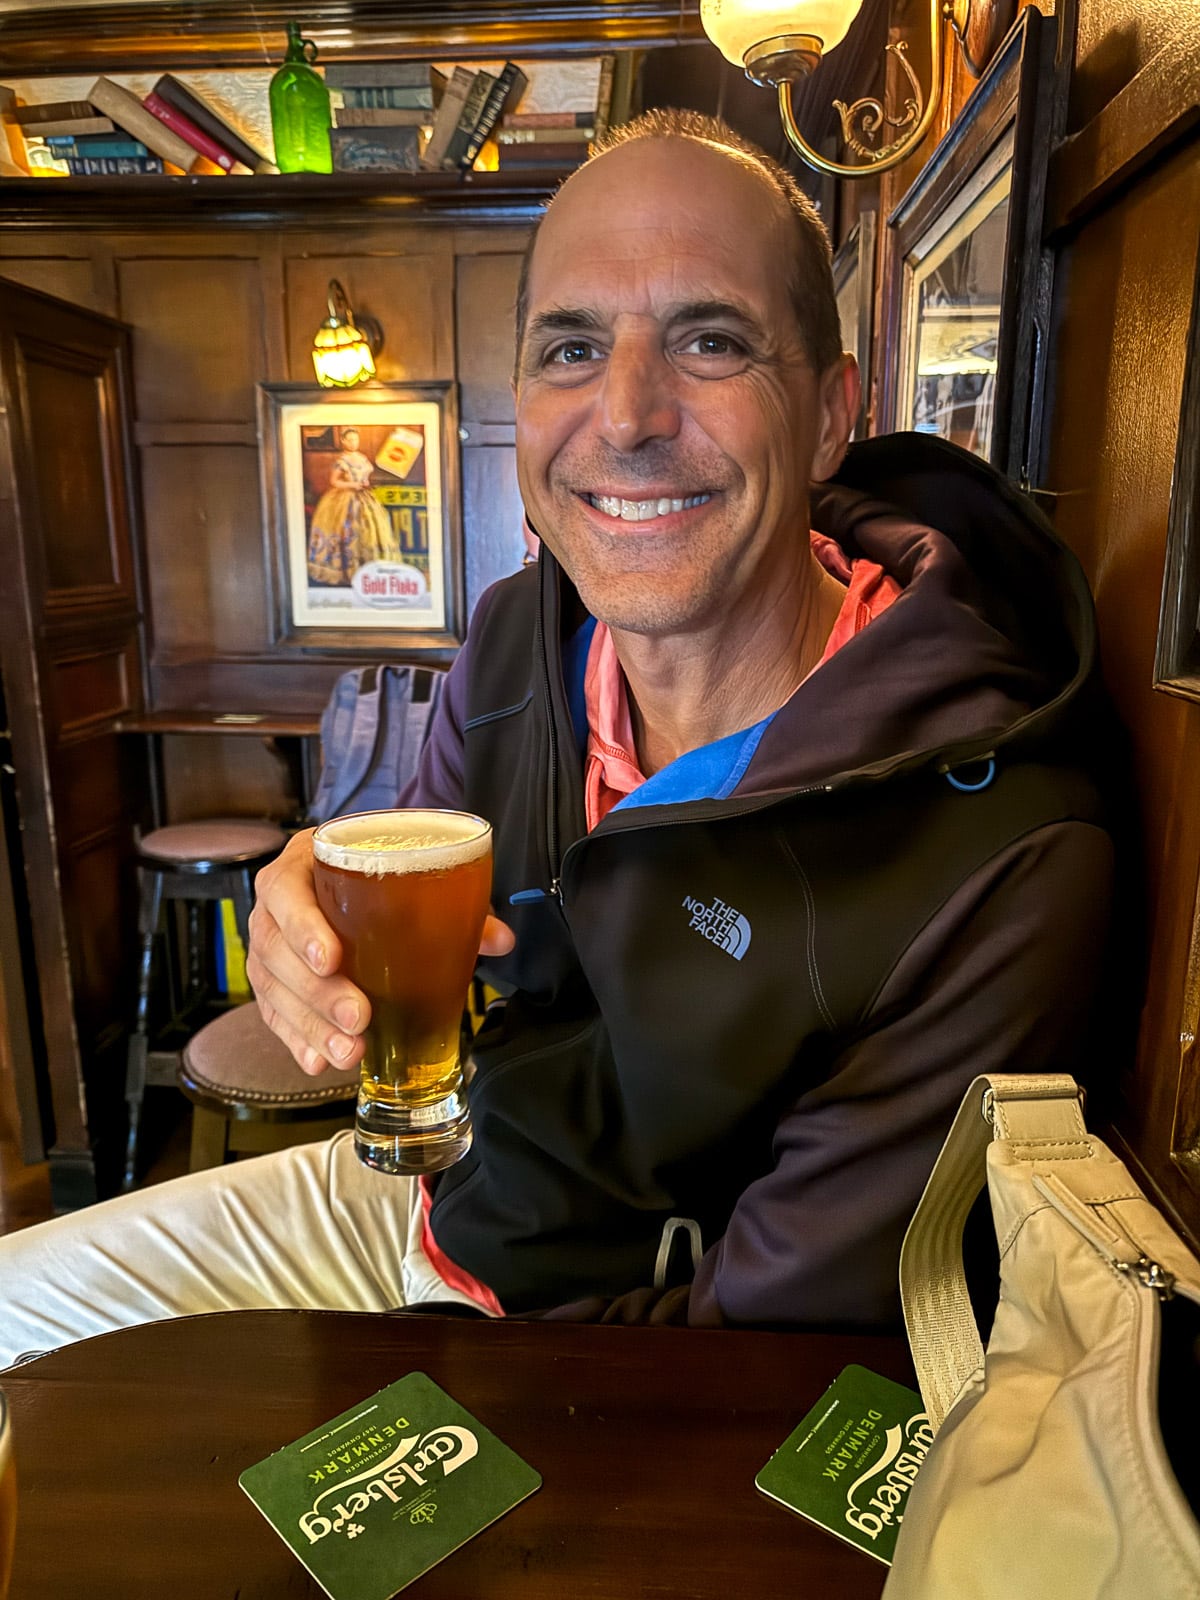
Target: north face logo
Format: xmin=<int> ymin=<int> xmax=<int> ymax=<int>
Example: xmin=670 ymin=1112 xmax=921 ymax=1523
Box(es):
xmin=681 ymin=894 xmax=752 ymax=961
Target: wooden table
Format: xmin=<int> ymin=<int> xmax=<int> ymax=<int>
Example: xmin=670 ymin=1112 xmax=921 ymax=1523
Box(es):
xmin=2 ymin=1311 xmax=912 ymax=1598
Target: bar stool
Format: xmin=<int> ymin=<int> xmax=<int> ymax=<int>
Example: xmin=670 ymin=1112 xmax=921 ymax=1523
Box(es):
xmin=177 ymin=1001 xmax=357 ymax=1170
xmin=124 ymin=818 xmax=286 ymax=1190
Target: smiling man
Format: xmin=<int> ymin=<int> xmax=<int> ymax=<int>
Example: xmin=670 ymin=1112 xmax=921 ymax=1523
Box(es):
xmin=0 ymin=112 xmax=1118 ymax=1362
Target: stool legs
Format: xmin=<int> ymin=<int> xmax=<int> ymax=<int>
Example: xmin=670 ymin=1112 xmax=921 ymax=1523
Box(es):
xmin=124 ymin=867 xmax=163 ymax=1192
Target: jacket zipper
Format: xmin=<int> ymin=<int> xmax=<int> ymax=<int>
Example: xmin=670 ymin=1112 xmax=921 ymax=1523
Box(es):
xmin=534 ymin=557 xmax=565 ymax=904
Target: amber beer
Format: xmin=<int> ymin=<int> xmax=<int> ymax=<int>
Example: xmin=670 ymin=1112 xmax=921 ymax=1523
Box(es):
xmin=0 ymin=1389 xmax=14 ymax=1600
xmin=312 ymin=809 xmax=492 ymax=1175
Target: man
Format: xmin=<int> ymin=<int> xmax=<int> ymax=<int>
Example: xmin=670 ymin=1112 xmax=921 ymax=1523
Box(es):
xmin=0 ymin=111 xmax=1114 ymax=1361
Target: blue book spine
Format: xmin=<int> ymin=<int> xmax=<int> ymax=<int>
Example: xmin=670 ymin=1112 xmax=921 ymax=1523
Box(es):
xmin=46 ymin=136 xmax=152 ymax=157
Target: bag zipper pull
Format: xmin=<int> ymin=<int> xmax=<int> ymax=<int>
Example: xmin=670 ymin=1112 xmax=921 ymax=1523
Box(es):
xmin=1033 ymin=1172 xmax=1176 ymax=1300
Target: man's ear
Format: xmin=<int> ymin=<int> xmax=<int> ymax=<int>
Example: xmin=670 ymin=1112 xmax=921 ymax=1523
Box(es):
xmin=810 ymin=355 xmax=861 ymax=483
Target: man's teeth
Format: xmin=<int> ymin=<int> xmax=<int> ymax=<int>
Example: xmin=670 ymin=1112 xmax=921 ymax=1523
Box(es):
xmin=587 ymin=493 xmax=711 ymax=521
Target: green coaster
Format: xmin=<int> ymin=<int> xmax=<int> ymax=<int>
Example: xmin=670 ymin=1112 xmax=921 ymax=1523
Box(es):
xmin=240 ymin=1371 xmax=542 ymax=1599
xmin=755 ymin=1363 xmax=930 ymax=1566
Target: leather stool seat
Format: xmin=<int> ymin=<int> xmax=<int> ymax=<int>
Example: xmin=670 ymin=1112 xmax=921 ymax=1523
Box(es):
xmin=138 ymin=819 xmax=286 ymax=866
xmin=178 ymin=1001 xmax=357 ymax=1168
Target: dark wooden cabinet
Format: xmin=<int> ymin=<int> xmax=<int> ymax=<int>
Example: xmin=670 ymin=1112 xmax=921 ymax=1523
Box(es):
xmin=0 ymin=280 xmax=151 ymax=1205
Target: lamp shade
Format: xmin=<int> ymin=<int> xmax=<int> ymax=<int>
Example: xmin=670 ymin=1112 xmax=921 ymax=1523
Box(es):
xmin=311 ymin=278 xmax=379 ymax=388
xmin=312 ymin=321 xmax=377 ymax=388
xmin=700 ymin=0 xmax=862 ymax=66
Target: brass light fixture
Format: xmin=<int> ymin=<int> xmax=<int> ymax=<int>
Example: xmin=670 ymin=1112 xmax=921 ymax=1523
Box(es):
xmin=700 ymin=0 xmax=1012 ymax=178
xmin=311 ymin=279 xmax=382 ymax=388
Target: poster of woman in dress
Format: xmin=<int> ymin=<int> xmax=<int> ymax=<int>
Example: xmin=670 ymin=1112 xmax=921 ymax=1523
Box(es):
xmin=274 ymin=395 xmax=448 ymax=633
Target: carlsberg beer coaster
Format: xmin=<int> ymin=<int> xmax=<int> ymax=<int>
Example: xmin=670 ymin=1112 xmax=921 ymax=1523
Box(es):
xmin=754 ymin=1364 xmax=930 ymax=1566
xmin=239 ymin=1371 xmax=541 ymax=1599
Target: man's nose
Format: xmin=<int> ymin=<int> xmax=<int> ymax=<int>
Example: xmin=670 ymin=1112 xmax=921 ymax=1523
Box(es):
xmin=595 ymin=338 xmax=681 ymax=452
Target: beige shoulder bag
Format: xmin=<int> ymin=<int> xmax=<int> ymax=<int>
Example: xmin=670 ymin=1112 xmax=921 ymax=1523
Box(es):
xmin=884 ymin=1073 xmax=1200 ymax=1600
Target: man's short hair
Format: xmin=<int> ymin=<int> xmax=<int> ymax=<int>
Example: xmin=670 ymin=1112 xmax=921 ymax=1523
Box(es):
xmin=513 ymin=108 xmax=843 ymax=378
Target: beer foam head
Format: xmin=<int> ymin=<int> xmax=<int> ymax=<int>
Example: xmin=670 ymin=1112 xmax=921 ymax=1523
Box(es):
xmin=313 ymin=809 xmax=491 ymax=876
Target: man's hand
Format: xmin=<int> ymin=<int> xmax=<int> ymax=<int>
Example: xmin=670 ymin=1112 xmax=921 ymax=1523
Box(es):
xmin=247 ymin=828 xmax=515 ymax=1076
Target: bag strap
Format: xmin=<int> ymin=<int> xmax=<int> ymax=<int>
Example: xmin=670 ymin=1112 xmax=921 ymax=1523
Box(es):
xmin=898 ymin=1072 xmax=1086 ymax=1428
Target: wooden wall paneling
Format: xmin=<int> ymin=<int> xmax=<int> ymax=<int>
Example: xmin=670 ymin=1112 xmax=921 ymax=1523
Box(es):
xmin=1041 ymin=139 xmax=1200 ymax=1245
xmin=160 ymin=732 xmax=303 ymax=826
xmin=138 ymin=442 xmax=268 ymax=665
xmin=456 ymin=251 xmax=525 ymax=424
xmin=116 ymin=251 xmax=267 ymax=423
xmin=283 ymin=237 xmax=454 ymax=385
xmin=462 ymin=430 xmax=527 ymax=615
xmin=0 ymin=257 xmax=106 ymax=315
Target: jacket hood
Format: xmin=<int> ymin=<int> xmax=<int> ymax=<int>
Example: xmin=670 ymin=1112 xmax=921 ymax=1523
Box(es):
xmin=534 ymin=432 xmax=1100 ymax=800
xmin=745 ymin=433 xmax=1097 ymax=795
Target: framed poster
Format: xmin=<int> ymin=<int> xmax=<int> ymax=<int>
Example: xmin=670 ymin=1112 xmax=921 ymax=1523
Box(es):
xmin=884 ymin=6 xmax=1057 ymax=483
xmin=1154 ymin=244 xmax=1200 ymax=704
xmin=260 ymin=382 xmax=463 ymax=651
xmin=832 ymin=210 xmax=878 ymax=438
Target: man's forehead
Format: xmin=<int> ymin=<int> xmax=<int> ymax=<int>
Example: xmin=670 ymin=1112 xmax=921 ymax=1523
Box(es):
xmin=525 ymin=140 xmax=788 ymax=311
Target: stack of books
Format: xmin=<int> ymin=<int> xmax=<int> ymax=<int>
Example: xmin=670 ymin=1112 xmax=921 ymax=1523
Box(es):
xmin=496 ymin=111 xmax=594 ymax=171
xmin=2 ymin=76 xmax=277 ymax=176
xmin=420 ymin=61 xmax=528 ymax=173
xmin=492 ymin=55 xmax=614 ymax=171
xmin=327 ymin=63 xmax=445 ymax=173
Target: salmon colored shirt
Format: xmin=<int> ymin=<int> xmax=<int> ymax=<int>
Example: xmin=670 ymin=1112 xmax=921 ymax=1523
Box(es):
xmin=421 ymin=532 xmax=902 ymax=1313
xmin=583 ymin=532 xmax=903 ymax=828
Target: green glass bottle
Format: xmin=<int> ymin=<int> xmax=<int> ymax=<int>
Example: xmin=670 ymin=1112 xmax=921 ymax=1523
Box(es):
xmin=269 ymin=23 xmax=332 ymax=174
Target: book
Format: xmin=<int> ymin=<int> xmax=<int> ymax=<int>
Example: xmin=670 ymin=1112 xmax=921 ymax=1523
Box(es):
xmin=497 ymin=126 xmax=593 ymax=145
xmin=496 ymin=142 xmax=590 ymax=167
xmin=460 ymin=61 xmax=528 ymax=170
xmin=10 ymin=99 xmax=97 ymax=124
xmin=441 ymin=69 xmax=496 ymax=171
xmin=501 ymin=110 xmax=596 ymax=129
xmin=239 ymin=1372 xmax=541 ymax=1600
xmin=339 ymin=85 xmax=440 ymax=111
xmin=86 ymin=78 xmax=198 ymax=170
xmin=324 ymin=63 xmax=446 ymax=93
xmin=593 ymin=53 xmax=616 ymax=141
xmin=334 ymin=107 xmax=429 ymax=128
xmin=419 ymin=65 xmax=474 ymax=171
xmin=151 ymin=74 xmax=277 ymax=174
xmin=143 ymin=90 xmax=242 ymax=173
xmin=15 ymin=115 xmax=116 ymax=139
xmin=65 ymin=156 xmax=166 ymax=176
xmin=755 ymin=1365 xmax=929 ymax=1568
xmin=46 ymin=136 xmax=152 ymax=157
xmin=330 ymin=125 xmax=421 ymax=174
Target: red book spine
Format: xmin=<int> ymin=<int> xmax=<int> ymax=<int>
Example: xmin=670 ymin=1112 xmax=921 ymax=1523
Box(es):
xmin=142 ymin=91 xmax=236 ymax=172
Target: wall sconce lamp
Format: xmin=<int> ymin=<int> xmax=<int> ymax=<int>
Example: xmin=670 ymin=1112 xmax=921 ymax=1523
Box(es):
xmin=311 ymin=279 xmax=382 ymax=388
xmin=700 ymin=0 xmax=1006 ymax=178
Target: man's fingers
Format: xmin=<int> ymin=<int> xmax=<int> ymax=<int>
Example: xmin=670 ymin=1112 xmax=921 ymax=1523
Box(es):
xmin=254 ymin=829 xmax=341 ymax=976
xmin=480 ymin=913 xmax=516 ymax=957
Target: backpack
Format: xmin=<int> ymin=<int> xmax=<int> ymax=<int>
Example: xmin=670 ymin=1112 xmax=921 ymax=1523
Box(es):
xmin=308 ymin=664 xmax=446 ymax=824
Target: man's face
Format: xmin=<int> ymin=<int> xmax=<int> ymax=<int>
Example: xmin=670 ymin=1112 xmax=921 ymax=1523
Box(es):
xmin=514 ymin=137 xmax=853 ymax=638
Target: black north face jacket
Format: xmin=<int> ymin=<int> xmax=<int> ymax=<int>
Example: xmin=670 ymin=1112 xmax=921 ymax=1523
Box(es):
xmin=403 ymin=434 xmax=1118 ymax=1329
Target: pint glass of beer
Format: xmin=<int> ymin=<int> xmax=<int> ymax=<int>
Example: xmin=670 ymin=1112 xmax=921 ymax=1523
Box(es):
xmin=312 ymin=809 xmax=493 ymax=1176
xmin=0 ymin=1388 xmax=14 ymax=1599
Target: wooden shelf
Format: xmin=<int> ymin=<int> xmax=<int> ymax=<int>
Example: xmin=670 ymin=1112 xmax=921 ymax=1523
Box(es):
xmin=0 ymin=168 xmax=576 ymax=230
xmin=0 ymin=0 xmax=702 ymax=74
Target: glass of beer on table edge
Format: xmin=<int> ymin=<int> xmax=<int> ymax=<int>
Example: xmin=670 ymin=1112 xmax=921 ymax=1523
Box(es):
xmin=312 ymin=808 xmax=493 ymax=1176
xmin=0 ymin=1387 xmax=14 ymax=1599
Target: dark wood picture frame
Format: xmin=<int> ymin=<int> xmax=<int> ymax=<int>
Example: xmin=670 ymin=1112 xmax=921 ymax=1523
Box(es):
xmin=259 ymin=381 xmax=464 ymax=654
xmin=881 ymin=6 xmax=1057 ymax=483
xmin=832 ymin=210 xmax=878 ymax=439
xmin=1153 ymin=245 xmax=1200 ymax=703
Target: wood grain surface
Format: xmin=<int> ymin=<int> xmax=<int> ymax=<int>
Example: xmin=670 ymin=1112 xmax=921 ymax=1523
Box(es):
xmin=2 ymin=1309 xmax=913 ymax=1598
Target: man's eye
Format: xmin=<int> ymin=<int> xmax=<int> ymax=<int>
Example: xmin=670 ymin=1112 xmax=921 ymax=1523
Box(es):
xmin=547 ymin=340 xmax=599 ymax=366
xmin=681 ymin=331 xmax=742 ymax=357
